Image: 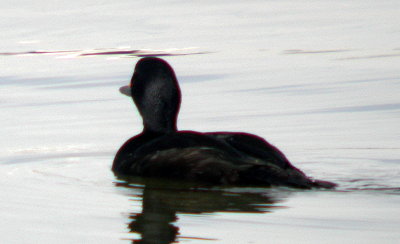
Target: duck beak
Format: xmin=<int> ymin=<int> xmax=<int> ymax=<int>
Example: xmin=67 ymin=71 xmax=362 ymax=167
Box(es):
xmin=119 ymin=85 xmax=132 ymax=97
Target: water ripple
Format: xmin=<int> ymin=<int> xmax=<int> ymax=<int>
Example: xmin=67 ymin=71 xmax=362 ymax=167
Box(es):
xmin=0 ymin=47 xmax=209 ymax=58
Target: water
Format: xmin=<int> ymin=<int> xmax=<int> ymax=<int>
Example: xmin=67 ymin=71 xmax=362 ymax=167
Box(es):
xmin=1 ymin=0 xmax=400 ymax=243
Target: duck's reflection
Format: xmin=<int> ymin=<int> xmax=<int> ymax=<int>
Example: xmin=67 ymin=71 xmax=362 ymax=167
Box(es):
xmin=115 ymin=177 xmax=289 ymax=244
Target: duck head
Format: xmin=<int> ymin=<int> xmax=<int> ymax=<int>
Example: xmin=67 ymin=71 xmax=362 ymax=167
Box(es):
xmin=130 ymin=57 xmax=182 ymax=134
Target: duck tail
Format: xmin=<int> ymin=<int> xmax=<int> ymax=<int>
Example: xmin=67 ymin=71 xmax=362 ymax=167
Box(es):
xmin=309 ymin=179 xmax=337 ymax=189
xmin=240 ymin=164 xmax=336 ymax=189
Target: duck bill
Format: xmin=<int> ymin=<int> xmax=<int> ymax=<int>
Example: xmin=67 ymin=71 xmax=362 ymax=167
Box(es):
xmin=119 ymin=85 xmax=132 ymax=97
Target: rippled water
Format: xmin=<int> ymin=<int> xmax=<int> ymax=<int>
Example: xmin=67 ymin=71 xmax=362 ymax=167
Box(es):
xmin=1 ymin=0 xmax=400 ymax=243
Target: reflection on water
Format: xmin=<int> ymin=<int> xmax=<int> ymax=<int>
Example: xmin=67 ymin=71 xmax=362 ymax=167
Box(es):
xmin=115 ymin=177 xmax=288 ymax=244
xmin=0 ymin=47 xmax=208 ymax=58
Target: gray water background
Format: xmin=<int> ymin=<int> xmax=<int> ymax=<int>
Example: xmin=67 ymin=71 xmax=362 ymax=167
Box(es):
xmin=1 ymin=1 xmax=400 ymax=243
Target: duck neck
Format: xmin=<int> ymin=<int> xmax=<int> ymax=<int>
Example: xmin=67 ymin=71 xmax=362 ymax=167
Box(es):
xmin=141 ymin=109 xmax=178 ymax=135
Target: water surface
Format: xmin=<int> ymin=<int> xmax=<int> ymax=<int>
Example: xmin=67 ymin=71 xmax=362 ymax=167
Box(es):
xmin=1 ymin=0 xmax=400 ymax=243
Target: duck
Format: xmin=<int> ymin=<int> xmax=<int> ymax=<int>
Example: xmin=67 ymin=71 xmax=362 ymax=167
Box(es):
xmin=112 ymin=57 xmax=336 ymax=189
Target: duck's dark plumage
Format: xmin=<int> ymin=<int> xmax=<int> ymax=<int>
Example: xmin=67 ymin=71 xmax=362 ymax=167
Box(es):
xmin=113 ymin=57 xmax=336 ymax=189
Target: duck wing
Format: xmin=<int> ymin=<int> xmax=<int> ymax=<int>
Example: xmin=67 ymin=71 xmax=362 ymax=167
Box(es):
xmin=206 ymin=132 xmax=336 ymax=188
xmin=116 ymin=132 xmax=250 ymax=184
xmin=206 ymin=132 xmax=293 ymax=169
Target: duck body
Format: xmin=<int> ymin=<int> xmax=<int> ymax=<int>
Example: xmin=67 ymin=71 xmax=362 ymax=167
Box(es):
xmin=112 ymin=57 xmax=336 ymax=189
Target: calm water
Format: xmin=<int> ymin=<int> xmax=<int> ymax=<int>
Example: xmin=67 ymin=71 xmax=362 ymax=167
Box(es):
xmin=1 ymin=1 xmax=400 ymax=243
